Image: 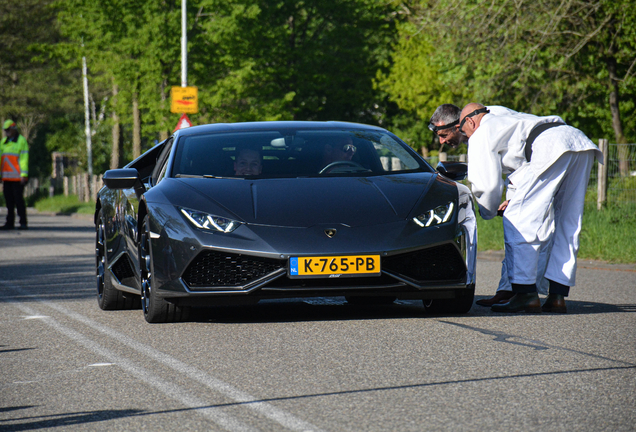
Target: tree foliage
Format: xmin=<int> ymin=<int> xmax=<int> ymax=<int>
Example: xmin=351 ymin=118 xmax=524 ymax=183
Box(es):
xmin=0 ymin=0 xmax=83 ymax=177
xmin=194 ymin=0 xmax=398 ymax=124
xmin=380 ymin=0 xmax=636 ymax=151
xmin=3 ymin=0 xmax=634 ymax=179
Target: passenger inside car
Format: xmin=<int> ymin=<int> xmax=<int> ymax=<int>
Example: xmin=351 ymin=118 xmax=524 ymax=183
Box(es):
xmin=233 ymin=146 xmax=262 ymax=176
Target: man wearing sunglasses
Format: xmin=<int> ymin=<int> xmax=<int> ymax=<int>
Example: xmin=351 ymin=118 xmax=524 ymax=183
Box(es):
xmin=429 ymin=104 xmax=464 ymax=148
xmin=460 ymin=102 xmax=602 ymax=314
xmin=321 ymin=136 xmax=357 ymax=167
xmin=430 ymin=104 xmax=517 ymax=149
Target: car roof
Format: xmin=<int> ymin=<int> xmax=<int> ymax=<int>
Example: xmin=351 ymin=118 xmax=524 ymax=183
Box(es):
xmin=173 ymin=121 xmax=389 ymax=138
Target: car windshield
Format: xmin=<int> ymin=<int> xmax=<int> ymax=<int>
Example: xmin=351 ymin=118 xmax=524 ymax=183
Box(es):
xmin=171 ymin=129 xmax=432 ymax=179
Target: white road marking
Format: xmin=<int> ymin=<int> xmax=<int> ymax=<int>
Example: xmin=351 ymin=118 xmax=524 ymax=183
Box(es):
xmin=2 ymin=280 xmax=322 ymax=432
xmin=47 ymin=302 xmax=323 ymax=432
xmin=5 ymin=294 xmax=257 ymax=432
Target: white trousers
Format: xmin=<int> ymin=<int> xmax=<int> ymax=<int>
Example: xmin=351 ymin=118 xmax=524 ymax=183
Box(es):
xmin=502 ymin=150 xmax=595 ymax=287
xmin=497 ymin=179 xmax=550 ymax=294
xmin=497 ymin=245 xmax=550 ymax=294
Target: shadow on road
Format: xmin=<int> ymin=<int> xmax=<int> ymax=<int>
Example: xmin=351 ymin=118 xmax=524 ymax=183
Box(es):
xmin=183 ymin=297 xmax=636 ymax=324
xmin=472 ymin=295 xmax=636 ymax=315
xmin=0 ymin=255 xmax=95 ymax=302
xmin=2 ymin=225 xmax=95 ymax=233
xmin=0 ymin=407 xmax=143 ymax=431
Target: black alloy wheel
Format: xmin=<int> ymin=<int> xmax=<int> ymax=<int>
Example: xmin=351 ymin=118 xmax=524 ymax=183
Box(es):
xmin=96 ymin=209 xmax=140 ymax=310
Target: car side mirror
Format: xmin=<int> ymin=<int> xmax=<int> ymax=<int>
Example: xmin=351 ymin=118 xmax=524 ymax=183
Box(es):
xmin=436 ymin=161 xmax=467 ymax=181
xmin=103 ymin=168 xmax=146 ymax=198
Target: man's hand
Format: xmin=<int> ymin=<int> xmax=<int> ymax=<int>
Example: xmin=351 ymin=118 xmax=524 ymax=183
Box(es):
xmin=497 ymin=200 xmax=509 ymax=217
xmin=21 ymin=177 xmax=29 ymax=186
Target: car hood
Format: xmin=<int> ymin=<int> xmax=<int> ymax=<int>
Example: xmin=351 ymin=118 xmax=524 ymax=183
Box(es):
xmin=166 ymin=173 xmax=438 ymax=228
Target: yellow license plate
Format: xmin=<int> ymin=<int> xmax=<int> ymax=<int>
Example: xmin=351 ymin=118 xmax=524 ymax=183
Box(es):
xmin=289 ymin=255 xmax=381 ymax=278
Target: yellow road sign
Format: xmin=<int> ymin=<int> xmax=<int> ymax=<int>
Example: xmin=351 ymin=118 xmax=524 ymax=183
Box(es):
xmin=171 ymin=86 xmax=198 ymax=114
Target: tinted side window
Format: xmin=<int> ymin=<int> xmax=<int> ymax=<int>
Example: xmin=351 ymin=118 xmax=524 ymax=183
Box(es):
xmin=129 ymin=141 xmax=167 ymax=183
xmin=151 ymin=138 xmax=174 ymax=186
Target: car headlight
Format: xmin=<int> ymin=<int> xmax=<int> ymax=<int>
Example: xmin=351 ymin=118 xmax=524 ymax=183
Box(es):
xmin=413 ymin=201 xmax=455 ymax=227
xmin=179 ymin=208 xmax=241 ymax=233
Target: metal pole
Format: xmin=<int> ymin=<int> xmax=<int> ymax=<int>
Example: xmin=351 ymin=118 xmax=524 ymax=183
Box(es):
xmin=597 ymin=138 xmax=609 ymax=210
xmin=181 ymin=0 xmax=187 ymax=87
xmin=82 ymin=56 xmax=93 ymax=178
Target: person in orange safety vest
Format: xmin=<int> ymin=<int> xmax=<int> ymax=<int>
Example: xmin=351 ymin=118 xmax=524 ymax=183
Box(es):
xmin=1 ymin=120 xmax=29 ymax=230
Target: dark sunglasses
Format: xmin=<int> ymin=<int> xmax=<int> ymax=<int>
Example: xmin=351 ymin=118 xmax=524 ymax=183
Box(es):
xmin=428 ymin=119 xmax=459 ymax=133
xmin=342 ymin=144 xmax=356 ymax=153
xmin=459 ymin=108 xmax=490 ymax=133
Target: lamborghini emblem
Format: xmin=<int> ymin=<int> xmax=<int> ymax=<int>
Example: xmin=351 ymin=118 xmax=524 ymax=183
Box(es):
xmin=324 ymin=229 xmax=337 ymax=238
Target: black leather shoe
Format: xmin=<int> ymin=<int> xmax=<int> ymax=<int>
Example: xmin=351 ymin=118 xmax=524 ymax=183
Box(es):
xmin=491 ymin=293 xmax=542 ymax=313
xmin=0 ymin=224 xmax=14 ymax=230
xmin=476 ymin=291 xmax=514 ymax=307
xmin=542 ymin=294 xmax=567 ymax=313
xmin=18 ymin=224 xmax=28 ymax=230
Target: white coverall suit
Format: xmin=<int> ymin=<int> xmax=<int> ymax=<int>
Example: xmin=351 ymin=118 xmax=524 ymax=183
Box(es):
xmin=467 ymin=109 xmax=602 ymax=289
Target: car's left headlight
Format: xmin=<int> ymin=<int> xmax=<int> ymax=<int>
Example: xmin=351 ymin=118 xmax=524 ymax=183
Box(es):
xmin=413 ymin=201 xmax=455 ymax=227
xmin=179 ymin=208 xmax=242 ymax=233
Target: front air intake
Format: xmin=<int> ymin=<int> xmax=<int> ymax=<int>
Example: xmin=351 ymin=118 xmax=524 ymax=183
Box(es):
xmin=382 ymin=243 xmax=465 ymax=283
xmin=182 ymin=251 xmax=284 ymax=288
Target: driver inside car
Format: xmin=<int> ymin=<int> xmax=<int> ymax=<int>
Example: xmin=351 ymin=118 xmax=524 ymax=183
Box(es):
xmin=320 ymin=136 xmax=357 ymax=171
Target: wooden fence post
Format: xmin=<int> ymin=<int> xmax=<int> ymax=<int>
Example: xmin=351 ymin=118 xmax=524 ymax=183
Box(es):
xmin=91 ymin=175 xmax=100 ymax=201
xmin=83 ymin=173 xmax=90 ymax=202
xmin=597 ymin=138 xmax=609 ymax=210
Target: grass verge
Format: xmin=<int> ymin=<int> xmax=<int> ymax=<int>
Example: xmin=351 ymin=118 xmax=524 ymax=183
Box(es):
xmin=33 ymin=195 xmax=95 ymax=215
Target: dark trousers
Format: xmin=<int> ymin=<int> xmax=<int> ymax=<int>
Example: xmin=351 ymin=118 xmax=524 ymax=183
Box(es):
xmin=3 ymin=181 xmax=27 ymax=227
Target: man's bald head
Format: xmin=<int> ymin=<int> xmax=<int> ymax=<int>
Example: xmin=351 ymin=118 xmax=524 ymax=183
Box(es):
xmin=459 ymin=103 xmax=489 ymax=138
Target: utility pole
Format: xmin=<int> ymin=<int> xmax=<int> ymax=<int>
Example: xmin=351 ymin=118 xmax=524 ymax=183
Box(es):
xmin=181 ymin=0 xmax=187 ymax=87
xmin=82 ymin=55 xmax=93 ymax=178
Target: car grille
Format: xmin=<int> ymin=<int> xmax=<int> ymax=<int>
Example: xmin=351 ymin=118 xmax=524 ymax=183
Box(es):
xmin=182 ymin=251 xmax=284 ymax=288
xmin=382 ymin=243 xmax=465 ymax=283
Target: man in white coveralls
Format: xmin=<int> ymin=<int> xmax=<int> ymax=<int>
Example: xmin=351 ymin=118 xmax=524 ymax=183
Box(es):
xmin=429 ymin=104 xmax=550 ymax=307
xmin=459 ymin=102 xmax=602 ymax=313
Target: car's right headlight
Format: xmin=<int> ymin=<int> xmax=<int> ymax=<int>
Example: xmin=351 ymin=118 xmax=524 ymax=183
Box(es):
xmin=412 ymin=201 xmax=455 ymax=227
xmin=179 ymin=208 xmax=242 ymax=233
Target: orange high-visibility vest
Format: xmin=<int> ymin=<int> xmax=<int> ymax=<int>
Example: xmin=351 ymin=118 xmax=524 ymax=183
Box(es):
xmin=0 ymin=134 xmax=29 ymax=181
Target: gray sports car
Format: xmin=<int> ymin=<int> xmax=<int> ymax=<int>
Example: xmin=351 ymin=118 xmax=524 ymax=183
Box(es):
xmin=95 ymin=121 xmax=477 ymax=323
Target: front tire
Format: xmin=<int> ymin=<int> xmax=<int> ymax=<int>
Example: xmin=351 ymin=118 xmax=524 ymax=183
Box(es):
xmin=139 ymin=216 xmax=190 ymax=323
xmin=423 ymin=284 xmax=475 ymax=315
xmin=96 ymin=209 xmax=139 ymax=310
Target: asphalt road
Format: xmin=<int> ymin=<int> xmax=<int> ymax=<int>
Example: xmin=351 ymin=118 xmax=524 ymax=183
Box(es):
xmin=1 ymin=211 xmax=635 ymax=431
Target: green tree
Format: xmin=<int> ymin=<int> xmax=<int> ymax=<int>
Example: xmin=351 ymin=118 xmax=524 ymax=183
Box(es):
xmin=381 ymin=0 xmax=636 ymax=156
xmin=194 ymin=0 xmax=399 ymax=124
xmin=56 ymin=0 xmax=191 ymax=167
xmin=0 ymin=0 xmax=84 ymax=179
